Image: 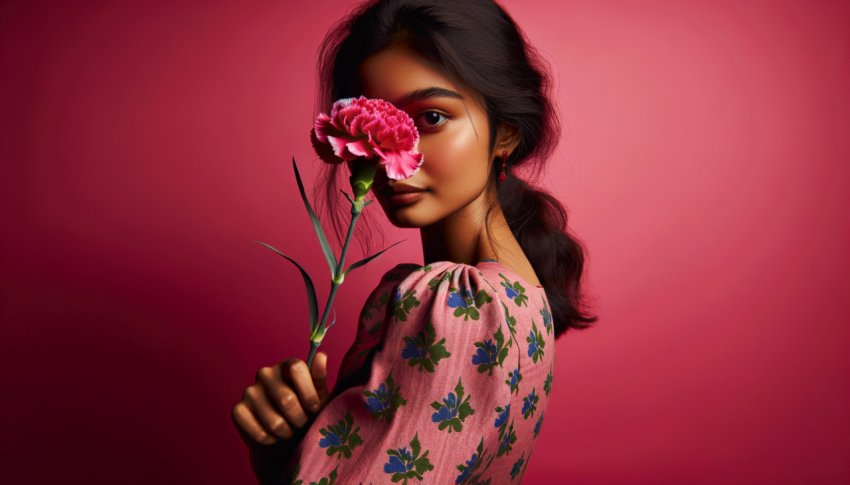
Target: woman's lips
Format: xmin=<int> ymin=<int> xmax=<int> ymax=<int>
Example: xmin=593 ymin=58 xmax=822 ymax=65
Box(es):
xmin=379 ymin=187 xmax=428 ymax=205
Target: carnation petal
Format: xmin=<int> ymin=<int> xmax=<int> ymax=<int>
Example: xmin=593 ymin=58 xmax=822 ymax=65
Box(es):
xmin=327 ymin=135 xmax=357 ymax=161
xmin=310 ymin=128 xmax=343 ymax=164
xmin=346 ymin=138 xmax=381 ymax=159
xmin=384 ymin=150 xmax=424 ymax=180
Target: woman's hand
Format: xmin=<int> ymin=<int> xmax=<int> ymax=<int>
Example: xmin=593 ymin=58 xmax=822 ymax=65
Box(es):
xmin=232 ymin=352 xmax=330 ymax=484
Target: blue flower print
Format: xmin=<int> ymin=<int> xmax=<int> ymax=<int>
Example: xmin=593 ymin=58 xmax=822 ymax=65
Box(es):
xmin=527 ymin=330 xmax=540 ymax=358
xmin=447 ymin=290 xmax=469 ymax=309
xmin=540 ymin=304 xmax=552 ymax=335
xmin=392 ymin=288 xmax=421 ymax=322
xmin=455 ymin=437 xmax=491 ymax=485
xmin=430 ymin=377 xmax=475 ymax=433
xmin=526 ymin=319 xmax=545 ymax=363
xmin=384 ymin=432 xmax=434 ymax=483
xmin=317 ymin=409 xmax=364 ymax=460
xmin=496 ymin=420 xmax=517 ymax=457
xmin=364 ymin=382 xmax=390 ymax=412
xmin=318 ymin=431 xmax=341 ymax=448
xmin=363 ymin=370 xmax=407 ymax=422
xmin=448 ymin=286 xmax=492 ymax=321
xmin=471 ymin=339 xmax=497 ymax=365
xmin=510 ymin=452 xmax=526 ymax=481
xmin=455 ymin=452 xmax=477 ymax=484
xmin=401 ymin=335 xmax=425 ymax=359
xmin=505 ymin=366 xmax=523 ymax=395
xmin=385 ymin=446 xmax=414 ymax=474
xmin=534 ymin=410 xmax=544 ymax=438
xmin=431 ymin=392 xmax=458 ymax=422
xmin=522 ymin=387 xmax=538 ymax=419
xmin=401 ymin=318 xmax=451 ymax=373
xmin=499 ymin=273 xmax=528 ymax=307
xmin=494 ymin=403 xmax=510 ymax=428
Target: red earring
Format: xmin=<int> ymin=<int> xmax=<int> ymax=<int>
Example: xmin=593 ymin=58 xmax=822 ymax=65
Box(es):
xmin=499 ymin=150 xmax=507 ymax=181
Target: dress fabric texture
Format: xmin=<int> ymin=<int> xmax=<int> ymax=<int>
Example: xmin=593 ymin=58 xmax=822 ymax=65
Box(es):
xmin=280 ymin=260 xmax=555 ymax=485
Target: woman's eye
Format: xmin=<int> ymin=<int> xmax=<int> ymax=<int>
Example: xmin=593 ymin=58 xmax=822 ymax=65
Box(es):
xmin=416 ymin=111 xmax=448 ymax=128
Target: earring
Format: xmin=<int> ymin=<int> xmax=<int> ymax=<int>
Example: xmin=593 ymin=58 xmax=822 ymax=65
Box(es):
xmin=499 ymin=150 xmax=507 ymax=181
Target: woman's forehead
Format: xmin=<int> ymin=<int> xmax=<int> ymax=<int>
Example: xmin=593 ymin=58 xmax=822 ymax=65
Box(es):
xmin=356 ymin=45 xmax=484 ymax=109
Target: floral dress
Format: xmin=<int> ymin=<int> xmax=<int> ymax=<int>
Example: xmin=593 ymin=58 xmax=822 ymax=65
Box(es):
xmin=280 ymin=260 xmax=555 ymax=485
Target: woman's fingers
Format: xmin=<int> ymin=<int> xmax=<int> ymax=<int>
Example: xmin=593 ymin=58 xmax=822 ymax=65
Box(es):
xmin=311 ymin=352 xmax=330 ymax=408
xmin=232 ymin=399 xmax=280 ymax=446
xmin=243 ymin=382 xmax=295 ymax=441
xmin=278 ymin=358 xmax=321 ymax=415
xmin=256 ymin=364 xmax=310 ymax=430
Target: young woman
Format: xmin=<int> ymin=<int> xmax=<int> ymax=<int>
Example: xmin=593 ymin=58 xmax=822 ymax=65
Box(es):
xmin=232 ymin=0 xmax=595 ymax=483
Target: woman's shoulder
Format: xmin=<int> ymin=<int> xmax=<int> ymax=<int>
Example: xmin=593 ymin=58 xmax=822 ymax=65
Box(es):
xmin=376 ymin=260 xmax=545 ymax=291
xmin=373 ymin=259 xmax=548 ymax=319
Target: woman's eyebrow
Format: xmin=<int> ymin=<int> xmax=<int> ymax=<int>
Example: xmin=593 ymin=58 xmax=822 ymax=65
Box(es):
xmin=394 ymin=87 xmax=463 ymax=108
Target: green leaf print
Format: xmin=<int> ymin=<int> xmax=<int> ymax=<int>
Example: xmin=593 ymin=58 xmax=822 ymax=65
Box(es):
xmin=448 ymin=285 xmax=492 ymax=322
xmin=526 ymin=319 xmax=545 ymax=363
xmin=317 ymin=409 xmax=363 ymax=460
xmin=385 ymin=432 xmax=434 ymax=484
xmin=505 ymin=366 xmax=523 ymax=396
xmin=496 ymin=419 xmax=518 ymax=458
xmin=308 ymin=464 xmax=339 ymax=485
xmin=455 ymin=436 xmax=495 ymax=485
xmin=472 ymin=325 xmax=510 ymax=376
xmin=361 ymin=290 xmax=389 ymax=322
xmin=363 ymin=369 xmax=408 ymax=422
xmin=393 ymin=288 xmax=421 ymax=322
xmin=427 ymin=269 xmax=453 ymax=291
xmin=430 ymin=376 xmax=475 ymax=434
xmin=499 ymin=273 xmax=529 ymax=307
xmin=401 ymin=317 xmax=451 ymax=372
xmin=543 ymin=364 xmax=553 ymax=397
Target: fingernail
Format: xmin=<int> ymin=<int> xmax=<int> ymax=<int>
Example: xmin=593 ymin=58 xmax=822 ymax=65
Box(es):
xmin=310 ymin=403 xmax=320 ymax=412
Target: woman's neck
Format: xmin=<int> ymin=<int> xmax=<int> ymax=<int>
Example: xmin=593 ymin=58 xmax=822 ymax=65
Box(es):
xmin=419 ymin=192 xmax=540 ymax=286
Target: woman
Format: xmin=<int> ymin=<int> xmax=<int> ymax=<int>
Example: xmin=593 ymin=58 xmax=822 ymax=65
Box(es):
xmin=232 ymin=0 xmax=595 ymax=483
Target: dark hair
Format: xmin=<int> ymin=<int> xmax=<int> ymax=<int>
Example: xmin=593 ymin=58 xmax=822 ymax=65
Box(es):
xmin=313 ymin=0 xmax=595 ymax=338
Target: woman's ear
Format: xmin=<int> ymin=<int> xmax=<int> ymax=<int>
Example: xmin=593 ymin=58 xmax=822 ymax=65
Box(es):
xmin=494 ymin=123 xmax=521 ymax=157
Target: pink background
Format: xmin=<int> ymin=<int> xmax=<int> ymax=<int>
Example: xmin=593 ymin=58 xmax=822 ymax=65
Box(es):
xmin=1 ymin=1 xmax=848 ymax=483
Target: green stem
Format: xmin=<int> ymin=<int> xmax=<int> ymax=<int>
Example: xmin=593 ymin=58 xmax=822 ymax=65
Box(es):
xmin=305 ymin=340 xmax=321 ymax=376
xmin=306 ymin=199 xmax=362 ymax=370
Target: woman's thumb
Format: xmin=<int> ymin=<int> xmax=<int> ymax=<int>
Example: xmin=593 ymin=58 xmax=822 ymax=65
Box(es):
xmin=311 ymin=351 xmax=328 ymax=381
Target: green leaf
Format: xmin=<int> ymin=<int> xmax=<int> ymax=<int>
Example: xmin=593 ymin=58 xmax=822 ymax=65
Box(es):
xmin=467 ymin=307 xmax=480 ymax=320
xmin=410 ymin=432 xmax=421 ymax=459
xmin=459 ymin=401 xmax=474 ymax=420
xmin=343 ymin=240 xmax=406 ymax=278
xmin=430 ymin=401 xmax=442 ymax=411
xmin=474 ymin=289 xmax=492 ymax=307
xmin=254 ymin=240 xmax=319 ymax=333
xmin=292 ymin=157 xmax=337 ymax=278
xmin=414 ymin=455 xmax=434 ymax=473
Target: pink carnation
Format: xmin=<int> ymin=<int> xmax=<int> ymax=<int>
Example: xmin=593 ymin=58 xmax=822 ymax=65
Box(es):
xmin=312 ymin=96 xmax=424 ymax=180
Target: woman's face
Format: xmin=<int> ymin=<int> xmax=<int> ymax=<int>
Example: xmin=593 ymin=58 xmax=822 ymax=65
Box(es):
xmin=355 ymin=45 xmax=499 ymax=228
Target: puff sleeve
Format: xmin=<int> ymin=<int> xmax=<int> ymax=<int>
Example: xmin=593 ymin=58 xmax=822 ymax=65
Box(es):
xmin=280 ymin=261 xmax=554 ymax=485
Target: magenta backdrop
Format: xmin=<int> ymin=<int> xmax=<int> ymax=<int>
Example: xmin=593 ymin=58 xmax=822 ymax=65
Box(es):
xmin=1 ymin=1 xmax=848 ymax=484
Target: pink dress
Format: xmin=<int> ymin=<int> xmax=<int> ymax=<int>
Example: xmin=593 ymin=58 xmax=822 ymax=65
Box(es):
xmin=280 ymin=260 xmax=555 ymax=485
